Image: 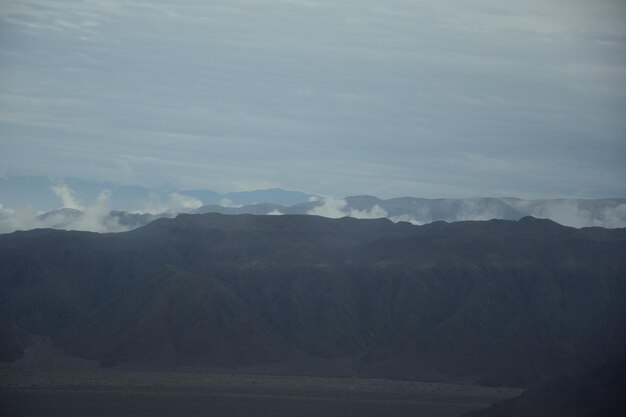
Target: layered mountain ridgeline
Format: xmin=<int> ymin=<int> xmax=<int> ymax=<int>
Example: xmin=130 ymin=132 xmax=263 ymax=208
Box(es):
xmin=0 ymin=214 xmax=625 ymax=387
xmin=463 ymin=356 xmax=626 ymax=417
xmin=4 ymin=196 xmax=626 ymax=235
xmin=195 ymin=196 xmax=626 ymax=228
xmin=0 ymin=175 xmax=316 ymax=211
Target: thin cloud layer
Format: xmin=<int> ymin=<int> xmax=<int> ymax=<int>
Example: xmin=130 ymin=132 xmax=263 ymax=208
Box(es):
xmin=0 ymin=0 xmax=624 ymax=198
xmin=1 ymin=184 xmax=625 ymax=234
xmin=307 ymin=196 xmax=388 ymax=219
xmin=132 ymin=192 xmax=203 ymax=215
xmin=304 ymin=195 xmax=626 ymax=228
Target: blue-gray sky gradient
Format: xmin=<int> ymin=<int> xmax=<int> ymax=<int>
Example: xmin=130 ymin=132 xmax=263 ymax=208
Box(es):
xmin=1 ymin=0 xmax=625 ymax=198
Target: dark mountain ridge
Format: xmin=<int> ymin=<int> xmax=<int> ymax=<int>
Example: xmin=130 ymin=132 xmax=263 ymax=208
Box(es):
xmin=1 ymin=214 xmax=625 ymax=387
xmin=5 ymin=194 xmax=625 ymax=236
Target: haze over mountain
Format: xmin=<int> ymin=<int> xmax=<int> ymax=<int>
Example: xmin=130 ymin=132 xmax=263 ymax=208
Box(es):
xmin=2 ymin=1 xmax=624 ymax=415
xmin=0 ymin=176 xmax=316 ymax=212
xmin=1 ymin=176 xmax=626 ymax=234
xmin=1 ymin=213 xmax=625 ymax=388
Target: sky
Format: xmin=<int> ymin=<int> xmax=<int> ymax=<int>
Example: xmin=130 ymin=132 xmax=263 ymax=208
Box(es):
xmin=0 ymin=0 xmax=625 ymax=199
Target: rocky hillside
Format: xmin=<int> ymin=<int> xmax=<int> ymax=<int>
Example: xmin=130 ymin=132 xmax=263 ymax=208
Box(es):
xmin=1 ymin=214 xmax=625 ymax=386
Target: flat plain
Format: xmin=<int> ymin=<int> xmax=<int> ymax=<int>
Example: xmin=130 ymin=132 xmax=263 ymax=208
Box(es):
xmin=0 ymin=368 xmax=521 ymax=417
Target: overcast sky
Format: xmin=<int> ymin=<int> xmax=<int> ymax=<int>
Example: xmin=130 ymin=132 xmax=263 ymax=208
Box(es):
xmin=0 ymin=0 xmax=625 ymax=198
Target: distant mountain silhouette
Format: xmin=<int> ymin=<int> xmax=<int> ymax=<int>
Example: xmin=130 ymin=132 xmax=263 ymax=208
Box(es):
xmin=1 ymin=214 xmax=625 ymax=386
xmin=0 ymin=175 xmax=317 ymax=212
xmin=193 ymin=196 xmax=626 ymax=228
xmin=3 ymin=176 xmax=625 ymax=234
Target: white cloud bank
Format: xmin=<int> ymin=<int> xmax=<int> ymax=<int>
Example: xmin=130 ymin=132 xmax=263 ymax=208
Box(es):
xmin=50 ymin=184 xmax=84 ymax=210
xmin=0 ymin=185 xmax=127 ymax=233
xmin=0 ymin=185 xmax=211 ymax=234
xmin=132 ymin=192 xmax=203 ymax=215
xmin=1 ymin=188 xmax=625 ymax=234
xmin=307 ymin=197 xmax=388 ymax=219
xmin=305 ymin=196 xmax=626 ymax=228
xmin=219 ymin=198 xmax=242 ymax=209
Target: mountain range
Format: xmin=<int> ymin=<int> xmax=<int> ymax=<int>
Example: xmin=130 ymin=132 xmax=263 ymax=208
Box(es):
xmin=2 ymin=176 xmax=626 ymax=234
xmin=3 ymin=195 xmax=624 ymax=235
xmin=0 ymin=176 xmax=316 ymax=211
xmin=1 ymin=213 xmax=625 ymax=388
xmin=195 ymin=195 xmax=626 ymax=228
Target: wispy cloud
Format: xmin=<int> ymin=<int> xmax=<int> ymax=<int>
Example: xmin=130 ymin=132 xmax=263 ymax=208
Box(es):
xmin=307 ymin=196 xmax=388 ymax=219
xmin=132 ymin=192 xmax=202 ymax=215
xmin=0 ymin=184 xmax=127 ymax=233
xmin=0 ymin=0 xmax=624 ymax=197
xmin=50 ymin=184 xmax=84 ymax=210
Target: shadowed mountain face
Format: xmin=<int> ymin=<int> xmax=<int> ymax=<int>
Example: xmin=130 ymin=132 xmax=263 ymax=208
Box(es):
xmin=58 ymin=267 xmax=288 ymax=367
xmin=463 ymin=356 xmax=626 ymax=417
xmin=0 ymin=214 xmax=625 ymax=386
xmin=0 ymin=319 xmax=32 ymax=362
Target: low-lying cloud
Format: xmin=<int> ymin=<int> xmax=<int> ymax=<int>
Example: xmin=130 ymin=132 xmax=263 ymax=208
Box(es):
xmin=506 ymin=199 xmax=626 ymax=229
xmin=307 ymin=197 xmax=389 ymax=220
xmin=69 ymin=190 xmax=128 ymax=233
xmin=0 ymin=186 xmax=127 ymax=233
xmin=304 ymin=196 xmax=626 ymax=228
xmin=219 ymin=198 xmax=242 ymax=209
xmin=132 ymin=192 xmax=203 ymax=215
xmin=1 ymin=187 xmax=625 ymax=234
xmin=0 ymin=184 xmax=205 ymax=234
xmin=50 ymin=184 xmax=84 ymax=211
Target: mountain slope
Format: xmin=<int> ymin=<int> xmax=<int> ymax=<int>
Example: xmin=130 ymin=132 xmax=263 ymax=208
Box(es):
xmin=193 ymin=196 xmax=626 ymax=228
xmin=57 ymin=266 xmax=288 ymax=367
xmin=463 ymin=356 xmax=626 ymax=417
xmin=0 ymin=214 xmax=625 ymax=386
